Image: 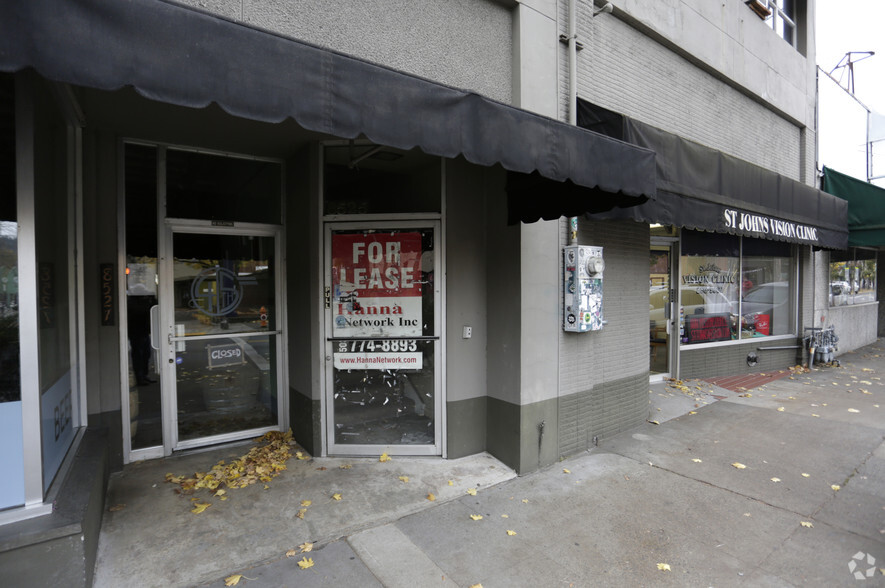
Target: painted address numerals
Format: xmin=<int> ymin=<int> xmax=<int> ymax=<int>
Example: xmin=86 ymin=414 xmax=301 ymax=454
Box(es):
xmin=100 ymin=263 xmax=115 ymax=326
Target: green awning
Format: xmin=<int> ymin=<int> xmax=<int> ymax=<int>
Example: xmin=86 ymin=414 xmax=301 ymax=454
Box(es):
xmin=821 ymin=166 xmax=885 ymax=247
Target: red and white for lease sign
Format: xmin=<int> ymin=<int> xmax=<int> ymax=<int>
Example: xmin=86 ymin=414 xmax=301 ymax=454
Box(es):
xmin=331 ymin=232 xmax=423 ymax=338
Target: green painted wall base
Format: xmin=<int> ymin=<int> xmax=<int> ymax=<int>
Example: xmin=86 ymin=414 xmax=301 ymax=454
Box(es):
xmin=289 ymin=387 xmax=320 ymax=457
xmin=446 ymin=397 xmax=487 ymax=459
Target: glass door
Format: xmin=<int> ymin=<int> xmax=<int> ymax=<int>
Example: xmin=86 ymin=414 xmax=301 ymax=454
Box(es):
xmin=159 ymin=223 xmax=282 ymax=451
xmin=650 ymin=242 xmax=675 ymax=378
xmin=325 ymin=222 xmax=442 ymax=456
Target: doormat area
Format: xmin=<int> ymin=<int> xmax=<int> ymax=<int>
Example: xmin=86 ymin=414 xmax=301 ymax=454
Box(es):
xmin=703 ymin=369 xmax=792 ymax=392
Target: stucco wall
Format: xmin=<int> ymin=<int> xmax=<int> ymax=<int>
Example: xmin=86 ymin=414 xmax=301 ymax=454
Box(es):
xmin=178 ymin=0 xmax=514 ymax=105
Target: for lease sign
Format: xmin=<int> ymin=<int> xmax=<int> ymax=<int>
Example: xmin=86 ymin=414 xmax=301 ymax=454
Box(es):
xmin=331 ymin=232 xmax=423 ymax=337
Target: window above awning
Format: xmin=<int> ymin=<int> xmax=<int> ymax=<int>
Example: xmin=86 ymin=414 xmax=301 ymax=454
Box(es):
xmin=578 ymin=99 xmax=849 ymax=250
xmin=822 ymin=166 xmax=885 ymax=247
xmin=0 ymin=0 xmax=656 ymax=215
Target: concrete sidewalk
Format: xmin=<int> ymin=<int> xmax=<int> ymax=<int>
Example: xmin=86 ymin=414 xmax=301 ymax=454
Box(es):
xmin=97 ymin=341 xmax=885 ymax=587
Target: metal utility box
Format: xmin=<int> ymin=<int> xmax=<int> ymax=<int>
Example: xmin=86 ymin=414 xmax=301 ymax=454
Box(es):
xmin=562 ymin=245 xmax=604 ymax=332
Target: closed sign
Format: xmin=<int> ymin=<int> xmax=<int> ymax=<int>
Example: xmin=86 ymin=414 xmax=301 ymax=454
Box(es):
xmin=207 ymin=343 xmax=245 ymax=369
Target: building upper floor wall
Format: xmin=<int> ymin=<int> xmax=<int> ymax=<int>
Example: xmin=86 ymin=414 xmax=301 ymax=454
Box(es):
xmin=608 ymin=0 xmax=814 ymax=128
xmin=178 ymin=0 xmax=514 ymax=105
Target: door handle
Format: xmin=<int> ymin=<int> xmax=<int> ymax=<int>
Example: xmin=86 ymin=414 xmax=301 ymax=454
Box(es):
xmin=149 ymin=305 xmax=160 ymax=350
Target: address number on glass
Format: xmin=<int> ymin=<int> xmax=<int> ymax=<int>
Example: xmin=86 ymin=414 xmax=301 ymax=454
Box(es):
xmin=337 ymin=339 xmax=418 ymax=352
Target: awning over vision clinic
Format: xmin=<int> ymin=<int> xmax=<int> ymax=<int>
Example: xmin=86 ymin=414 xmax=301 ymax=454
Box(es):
xmin=578 ymin=99 xmax=849 ymax=250
xmin=0 ymin=0 xmax=656 ymax=217
xmin=822 ymin=166 xmax=885 ymax=247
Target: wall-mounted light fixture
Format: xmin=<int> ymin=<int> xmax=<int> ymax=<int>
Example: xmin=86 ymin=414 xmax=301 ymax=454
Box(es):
xmin=593 ymin=2 xmax=613 ymax=17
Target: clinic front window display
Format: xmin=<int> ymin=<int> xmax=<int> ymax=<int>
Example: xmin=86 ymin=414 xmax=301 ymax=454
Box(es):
xmin=829 ymin=249 xmax=877 ymax=307
xmin=679 ymin=230 xmax=794 ymax=345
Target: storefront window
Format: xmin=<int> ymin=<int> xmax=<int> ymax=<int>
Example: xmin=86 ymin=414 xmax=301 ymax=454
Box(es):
xmin=0 ymin=72 xmax=25 ymax=510
xmin=680 ymin=231 xmax=794 ymax=344
xmin=829 ymin=248 xmax=877 ymax=307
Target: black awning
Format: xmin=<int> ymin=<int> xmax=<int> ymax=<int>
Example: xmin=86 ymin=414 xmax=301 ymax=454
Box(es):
xmin=821 ymin=166 xmax=885 ymax=247
xmin=578 ymin=99 xmax=849 ymax=250
xmin=0 ymin=0 xmax=656 ymax=214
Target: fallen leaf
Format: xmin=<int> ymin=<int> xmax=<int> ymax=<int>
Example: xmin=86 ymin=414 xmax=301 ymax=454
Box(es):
xmin=502 ymin=514 xmax=509 ymax=518
xmin=299 ymin=542 xmax=314 ymax=553
xmin=848 ymin=408 xmax=860 ymax=413
xmin=777 ymin=407 xmax=785 ymax=412
xmin=469 ymin=584 xmax=483 ymax=588
xmin=427 ymin=493 xmax=436 ymax=501
xmin=563 ymin=468 xmax=571 ymax=474
xmin=771 ymin=477 xmax=781 ymax=483
xmin=295 ymin=508 xmax=307 ymax=519
xmin=691 ymin=458 xmax=702 ymax=463
xmin=743 ymin=513 xmax=752 ymax=517
xmin=297 ymin=557 xmax=314 ymax=570
xmin=811 ymin=414 xmax=820 ymax=418
xmin=688 ymin=411 xmax=697 ymax=415
xmin=224 ymin=574 xmax=244 ymax=586
xmin=191 ymin=502 xmax=211 ymax=514
xmin=648 ymin=420 xmax=660 ymax=425
xmin=470 ymin=514 xmax=483 ymax=521
xmin=108 ymin=503 xmax=126 ymax=512
xmin=286 ymin=549 xmax=298 ymax=557
xmin=398 ymin=476 xmax=410 ymax=483
xmin=379 ymin=453 xmax=392 ymax=462
xmin=732 ymin=462 xmax=747 ymax=469
xmin=800 ymin=521 xmax=813 ymax=528
xmin=657 ymin=563 xmax=671 ymax=571
xmin=448 ymin=480 xmax=454 ymax=486
xmin=301 ymin=499 xmax=312 ymax=507
xmin=506 ymin=530 xmax=517 ymax=536
xmin=801 ymin=473 xmax=810 ymax=478
xmin=332 ymin=493 xmax=342 ymax=501
xmin=522 ymin=499 xmax=529 ymax=503
xmin=831 ymin=485 xmax=840 ymax=492
xmin=339 ymin=464 xmax=352 ymax=469
xmin=467 ymin=488 xmax=477 ymax=496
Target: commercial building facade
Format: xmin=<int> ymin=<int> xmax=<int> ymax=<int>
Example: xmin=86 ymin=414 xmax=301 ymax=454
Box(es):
xmin=0 ymin=0 xmax=859 ymax=583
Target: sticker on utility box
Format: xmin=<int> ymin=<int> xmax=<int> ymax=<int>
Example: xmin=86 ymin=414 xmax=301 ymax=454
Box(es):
xmin=334 ymin=352 xmax=422 ymax=370
xmin=207 ymin=342 xmax=246 ymax=369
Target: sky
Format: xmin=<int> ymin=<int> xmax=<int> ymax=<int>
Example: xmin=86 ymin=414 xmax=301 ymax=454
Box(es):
xmin=816 ymin=1 xmax=885 ymax=185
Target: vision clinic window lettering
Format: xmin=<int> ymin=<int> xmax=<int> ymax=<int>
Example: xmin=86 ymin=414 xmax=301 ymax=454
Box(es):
xmin=680 ymin=230 xmax=794 ymax=344
xmin=723 ymin=209 xmax=818 ymax=244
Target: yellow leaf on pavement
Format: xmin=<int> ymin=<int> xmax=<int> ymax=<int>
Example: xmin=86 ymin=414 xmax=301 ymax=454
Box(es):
xmin=732 ymin=462 xmax=747 ymax=469
xmin=469 ymin=584 xmax=483 ymax=588
xmin=286 ymin=549 xmax=298 ymax=558
xmin=777 ymin=407 xmax=785 ymax=412
xmin=688 ymin=411 xmax=697 ymax=415
xmin=506 ymin=530 xmax=517 ymax=536
xmin=563 ymin=468 xmax=571 ymax=474
xmin=848 ymin=408 xmax=860 ymax=413
xmin=224 ymin=574 xmax=243 ymax=586
xmin=801 ymin=473 xmax=810 ymax=478
xmin=299 ymin=542 xmax=314 ymax=553
xmin=831 ymin=485 xmax=840 ymax=492
xmin=300 ymin=499 xmax=312 ymax=507
xmin=657 ymin=563 xmax=671 ymax=571
xmin=191 ymin=502 xmax=211 ymax=514
xmin=467 ymin=488 xmax=477 ymax=496
xmin=427 ymin=493 xmax=436 ymax=501
xmin=332 ymin=493 xmax=342 ymax=501
xmin=379 ymin=453 xmax=391 ymax=462
xmin=297 ymin=557 xmax=314 ymax=570
xmin=800 ymin=521 xmax=813 ymax=528
xmin=522 ymin=499 xmax=529 ymax=503
xmin=770 ymin=477 xmax=781 ymax=483
xmin=296 ymin=508 xmax=307 ymax=519
xmin=448 ymin=480 xmax=454 ymax=486
xmin=691 ymin=458 xmax=702 ymax=463
xmin=398 ymin=476 xmax=410 ymax=483
xmin=339 ymin=464 xmax=352 ymax=469
xmin=470 ymin=514 xmax=483 ymax=521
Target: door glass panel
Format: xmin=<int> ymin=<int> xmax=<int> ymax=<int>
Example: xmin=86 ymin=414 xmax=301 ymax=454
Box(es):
xmin=650 ymin=247 xmax=670 ymax=374
xmin=172 ymin=233 xmax=277 ymax=441
xmin=330 ymin=228 xmax=436 ymax=446
xmin=172 ymin=233 xmax=275 ymax=336
xmin=125 ymin=143 xmax=162 ymax=449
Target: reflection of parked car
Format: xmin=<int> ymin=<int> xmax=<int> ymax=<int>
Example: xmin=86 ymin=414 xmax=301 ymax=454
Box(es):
xmin=740 ymin=282 xmax=790 ymax=334
xmin=650 ymin=286 xmax=735 ymax=329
